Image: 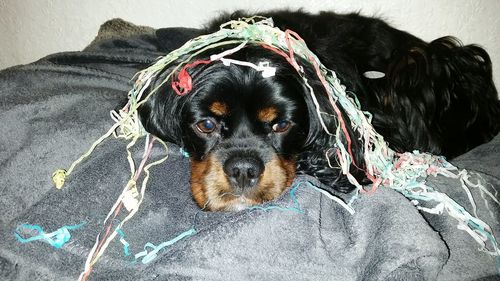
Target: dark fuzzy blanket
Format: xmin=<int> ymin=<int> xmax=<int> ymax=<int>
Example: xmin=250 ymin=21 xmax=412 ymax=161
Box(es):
xmin=0 ymin=19 xmax=499 ymax=280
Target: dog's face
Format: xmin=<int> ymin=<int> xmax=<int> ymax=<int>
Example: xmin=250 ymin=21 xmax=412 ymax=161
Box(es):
xmin=139 ymin=46 xmax=314 ymax=211
xmin=181 ymin=51 xmax=310 ymax=211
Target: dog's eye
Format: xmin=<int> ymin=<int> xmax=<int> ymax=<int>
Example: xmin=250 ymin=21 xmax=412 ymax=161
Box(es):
xmin=272 ymin=120 xmax=291 ymax=133
xmin=196 ymin=119 xmax=217 ymax=134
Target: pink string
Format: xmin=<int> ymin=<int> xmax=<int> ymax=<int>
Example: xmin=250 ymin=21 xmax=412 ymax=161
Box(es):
xmin=134 ymin=137 xmax=156 ymax=182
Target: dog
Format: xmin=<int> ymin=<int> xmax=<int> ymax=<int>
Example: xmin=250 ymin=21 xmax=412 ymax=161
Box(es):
xmin=138 ymin=10 xmax=500 ymax=211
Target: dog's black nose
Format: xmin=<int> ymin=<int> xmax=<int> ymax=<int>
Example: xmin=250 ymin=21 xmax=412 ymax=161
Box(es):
xmin=224 ymin=156 xmax=264 ymax=191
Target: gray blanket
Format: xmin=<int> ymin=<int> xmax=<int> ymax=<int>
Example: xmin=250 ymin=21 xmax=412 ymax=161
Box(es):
xmin=0 ymin=19 xmax=499 ymax=280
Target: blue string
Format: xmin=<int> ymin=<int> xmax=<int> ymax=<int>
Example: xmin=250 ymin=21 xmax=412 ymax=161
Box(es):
xmin=179 ymin=148 xmax=190 ymax=158
xmin=134 ymin=228 xmax=196 ymax=264
xmin=248 ymin=181 xmax=304 ymax=214
xmin=114 ymin=228 xmax=196 ymax=263
xmin=14 ymin=222 xmax=86 ymax=249
xmin=116 ymin=228 xmax=131 ymax=256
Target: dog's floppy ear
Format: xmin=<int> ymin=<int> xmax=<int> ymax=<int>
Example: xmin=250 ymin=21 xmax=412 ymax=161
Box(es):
xmin=138 ymin=69 xmax=186 ymax=145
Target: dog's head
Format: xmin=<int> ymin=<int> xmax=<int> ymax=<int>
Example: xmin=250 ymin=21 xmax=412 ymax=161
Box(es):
xmin=139 ymin=45 xmax=328 ymax=211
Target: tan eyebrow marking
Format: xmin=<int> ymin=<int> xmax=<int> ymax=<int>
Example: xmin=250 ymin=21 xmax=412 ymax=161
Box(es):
xmin=257 ymin=107 xmax=278 ymax=122
xmin=209 ymin=101 xmax=229 ymax=116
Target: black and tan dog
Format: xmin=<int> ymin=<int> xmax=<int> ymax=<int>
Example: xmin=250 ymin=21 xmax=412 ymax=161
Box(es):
xmin=139 ymin=10 xmax=500 ymax=211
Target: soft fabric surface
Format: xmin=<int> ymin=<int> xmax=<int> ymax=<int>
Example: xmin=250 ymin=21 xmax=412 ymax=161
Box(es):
xmin=0 ymin=19 xmax=499 ymax=280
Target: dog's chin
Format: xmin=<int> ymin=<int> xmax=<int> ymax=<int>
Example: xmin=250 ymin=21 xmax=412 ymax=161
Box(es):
xmin=194 ymin=187 xmax=271 ymax=211
xmin=205 ymin=194 xmax=260 ymax=212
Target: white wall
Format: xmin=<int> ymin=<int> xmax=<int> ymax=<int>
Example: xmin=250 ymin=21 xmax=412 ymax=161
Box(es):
xmin=1 ymin=0 xmax=499 ymax=85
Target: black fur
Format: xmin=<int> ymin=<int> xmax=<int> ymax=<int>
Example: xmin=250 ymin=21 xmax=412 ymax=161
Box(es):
xmin=139 ymin=10 xmax=500 ymax=196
